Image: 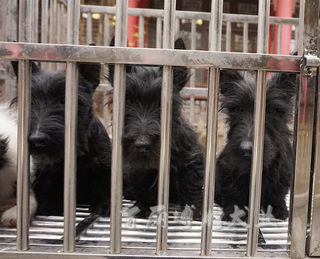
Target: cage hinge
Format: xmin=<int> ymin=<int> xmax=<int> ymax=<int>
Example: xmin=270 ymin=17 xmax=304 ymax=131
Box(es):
xmin=303 ymin=54 xmax=319 ymax=77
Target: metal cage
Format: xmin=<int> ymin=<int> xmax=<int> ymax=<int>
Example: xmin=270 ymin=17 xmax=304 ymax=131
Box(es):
xmin=0 ymin=0 xmax=319 ymax=258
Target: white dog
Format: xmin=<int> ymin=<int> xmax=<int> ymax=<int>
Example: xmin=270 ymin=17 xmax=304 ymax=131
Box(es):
xmin=0 ymin=103 xmax=37 ymax=227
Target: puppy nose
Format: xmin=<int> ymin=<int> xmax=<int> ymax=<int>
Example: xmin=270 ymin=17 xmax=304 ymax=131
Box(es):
xmin=134 ymin=136 xmax=151 ymax=152
xmin=240 ymin=141 xmax=252 ymax=157
xmin=29 ymin=132 xmax=49 ymax=147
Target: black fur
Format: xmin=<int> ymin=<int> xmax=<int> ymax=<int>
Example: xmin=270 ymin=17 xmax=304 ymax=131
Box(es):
xmin=12 ymin=61 xmax=111 ymax=216
xmin=0 ymin=136 xmax=8 ymax=170
xmin=215 ymin=70 xmax=296 ymax=221
xmin=108 ymin=38 xmax=204 ymax=220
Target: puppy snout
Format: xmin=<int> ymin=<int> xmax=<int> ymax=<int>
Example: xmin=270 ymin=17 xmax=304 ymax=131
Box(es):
xmin=29 ymin=132 xmax=49 ymax=148
xmin=134 ymin=135 xmax=151 ymax=152
xmin=240 ymin=141 xmax=252 ymax=157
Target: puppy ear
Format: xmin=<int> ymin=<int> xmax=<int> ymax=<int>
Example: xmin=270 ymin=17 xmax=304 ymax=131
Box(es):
xmin=270 ymin=73 xmax=297 ymax=98
xmin=219 ymin=70 xmax=243 ymax=95
xmin=174 ymin=38 xmax=186 ymax=50
xmin=11 ymin=61 xmax=40 ymax=77
xmin=78 ymin=62 xmax=101 ymax=90
xmin=107 ymin=36 xmax=134 ymax=86
xmin=173 ymin=38 xmax=189 ymax=91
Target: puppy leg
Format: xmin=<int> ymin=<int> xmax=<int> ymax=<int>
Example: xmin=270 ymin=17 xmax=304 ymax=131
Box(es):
xmin=1 ymin=190 xmax=38 ymax=228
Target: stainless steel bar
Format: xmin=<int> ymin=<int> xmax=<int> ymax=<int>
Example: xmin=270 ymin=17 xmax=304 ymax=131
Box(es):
xmin=33 ymin=0 xmax=39 ymax=42
xmin=138 ymin=16 xmax=144 ymax=48
xmin=63 ymin=62 xmax=78 ymax=253
xmin=290 ymin=0 xmax=319 ymax=258
xmin=189 ymin=19 xmax=196 ymax=124
xmin=156 ymin=0 xmax=176 ymax=254
xmin=175 ymin=18 xmax=180 ymax=34
xmin=156 ymin=17 xmax=162 ymax=48
xmin=41 ymin=0 xmax=49 ymax=44
xmin=246 ymin=70 xmax=267 ymax=256
xmin=307 ymin=68 xmax=320 ymax=256
xmin=0 ymin=42 xmax=301 ymax=71
xmin=63 ymin=0 xmax=80 ymax=253
xmin=226 ymin=21 xmax=231 ymax=52
xmin=277 ymin=24 xmax=282 ymax=54
xmin=200 ymin=68 xmax=220 ymax=256
xmin=49 ymin=0 xmax=57 ymax=44
xmin=208 ymin=0 xmax=223 ymax=52
xmin=110 ymin=0 xmax=128 ymax=254
xmin=246 ymin=0 xmax=270 ymax=256
xmin=86 ymin=13 xmax=93 ymax=44
xmin=200 ymin=0 xmax=223 ymax=256
xmin=16 ymin=60 xmax=31 ymax=251
xmin=16 ymin=0 xmax=33 ymax=250
xmin=79 ymin=5 xmax=299 ymax=25
xmin=243 ymin=22 xmax=248 ymax=52
xmin=57 ymin=3 xmax=62 ymax=43
xmin=104 ymin=14 xmax=110 ymax=46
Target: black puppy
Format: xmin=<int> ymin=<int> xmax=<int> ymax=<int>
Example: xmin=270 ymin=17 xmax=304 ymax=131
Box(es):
xmin=12 ymin=61 xmax=111 ymax=216
xmin=108 ymin=39 xmax=204 ymax=219
xmin=215 ymin=70 xmax=296 ymax=221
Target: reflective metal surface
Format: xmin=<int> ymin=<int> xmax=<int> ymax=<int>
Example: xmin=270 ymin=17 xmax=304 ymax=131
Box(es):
xmin=290 ymin=0 xmax=318 ymax=258
xmin=0 ymin=42 xmax=301 ymax=71
xmin=246 ymin=0 xmax=270 ymax=256
xmin=156 ymin=0 xmax=176 ymax=254
xmin=110 ymin=0 xmax=128 ymax=254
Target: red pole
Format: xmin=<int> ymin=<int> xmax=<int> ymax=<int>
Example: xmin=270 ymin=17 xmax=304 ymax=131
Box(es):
xmin=273 ymin=0 xmax=293 ymax=54
xmin=128 ymin=0 xmax=139 ymax=47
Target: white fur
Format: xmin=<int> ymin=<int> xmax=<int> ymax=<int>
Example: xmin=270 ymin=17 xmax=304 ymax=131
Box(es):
xmin=0 ymin=103 xmax=37 ymax=227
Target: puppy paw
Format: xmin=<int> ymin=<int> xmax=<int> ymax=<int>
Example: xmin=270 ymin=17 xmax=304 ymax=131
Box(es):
xmin=271 ymin=206 xmax=288 ymax=220
xmin=1 ymin=205 xmax=17 ymax=228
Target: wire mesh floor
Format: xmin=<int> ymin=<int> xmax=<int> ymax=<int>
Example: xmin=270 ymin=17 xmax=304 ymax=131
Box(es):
xmin=0 ymin=199 xmax=290 ymax=257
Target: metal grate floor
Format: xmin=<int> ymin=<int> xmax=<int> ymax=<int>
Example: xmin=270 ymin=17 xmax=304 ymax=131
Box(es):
xmin=0 ymin=199 xmax=290 ymax=257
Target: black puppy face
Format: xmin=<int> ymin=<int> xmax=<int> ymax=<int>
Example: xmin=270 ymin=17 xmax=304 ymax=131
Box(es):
xmin=108 ymin=39 xmax=190 ymax=170
xmin=11 ymin=62 xmax=101 ymax=162
xmin=220 ymin=70 xmax=296 ymax=168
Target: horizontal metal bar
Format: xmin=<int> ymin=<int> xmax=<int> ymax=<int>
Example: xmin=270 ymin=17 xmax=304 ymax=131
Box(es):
xmin=0 ymin=251 xmax=293 ymax=259
xmin=79 ymin=5 xmax=299 ymax=25
xmin=0 ymin=42 xmax=301 ymax=71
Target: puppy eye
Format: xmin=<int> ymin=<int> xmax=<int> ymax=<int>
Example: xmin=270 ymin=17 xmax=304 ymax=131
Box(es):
xmin=229 ymin=106 xmax=242 ymax=113
xmin=267 ymin=107 xmax=277 ymax=114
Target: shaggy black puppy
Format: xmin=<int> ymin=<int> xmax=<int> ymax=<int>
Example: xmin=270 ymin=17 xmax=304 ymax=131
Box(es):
xmin=12 ymin=61 xmax=111 ymax=216
xmin=215 ymin=70 xmax=296 ymax=221
xmin=108 ymin=39 xmax=204 ymax=220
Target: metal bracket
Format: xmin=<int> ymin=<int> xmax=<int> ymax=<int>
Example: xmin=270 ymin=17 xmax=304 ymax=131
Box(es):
xmin=303 ymin=54 xmax=319 ymax=77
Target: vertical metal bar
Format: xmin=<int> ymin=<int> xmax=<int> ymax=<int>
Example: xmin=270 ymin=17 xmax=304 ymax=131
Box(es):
xmin=33 ymin=0 xmax=39 ymax=42
xmin=138 ymin=16 xmax=144 ymax=48
xmin=307 ymin=69 xmax=320 ymax=257
xmin=175 ymin=18 xmax=180 ymax=34
xmin=277 ymin=24 xmax=282 ymax=54
xmin=16 ymin=0 xmax=33 ymax=250
xmin=291 ymin=0 xmax=318 ymax=258
xmin=64 ymin=62 xmax=78 ymax=252
xmin=243 ymin=22 xmax=248 ymax=52
xmin=246 ymin=70 xmax=268 ymax=256
xmin=104 ymin=14 xmax=110 ymax=45
xmin=110 ymin=0 xmax=128 ymax=254
xmin=226 ymin=21 xmax=231 ymax=52
xmin=86 ymin=13 xmax=93 ymax=44
xmin=246 ymin=0 xmax=270 ymax=256
xmin=189 ymin=19 xmax=196 ymax=125
xmin=57 ymin=3 xmax=61 ymax=43
xmin=63 ymin=0 xmax=80 ymax=253
xmin=156 ymin=17 xmax=162 ymax=48
xmin=49 ymin=0 xmax=57 ymax=44
xmin=16 ymin=60 xmax=31 ymax=251
xmin=294 ymin=25 xmax=298 ymax=53
xmin=200 ymin=0 xmax=223 ymax=256
xmin=41 ymin=0 xmax=49 ymax=43
xmin=156 ymin=0 xmax=176 ymax=254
